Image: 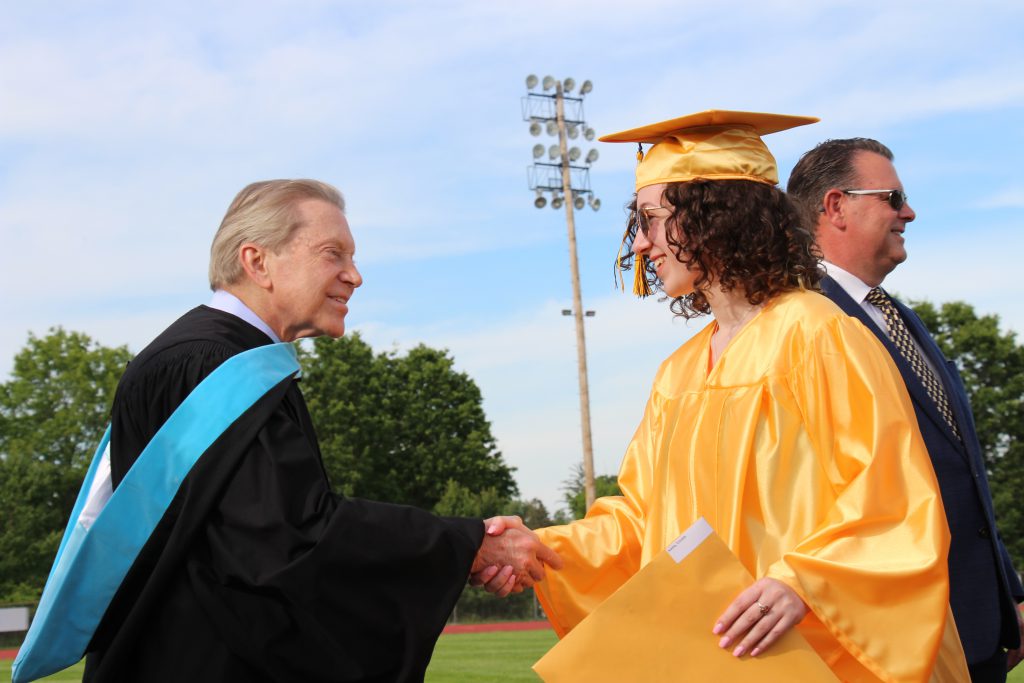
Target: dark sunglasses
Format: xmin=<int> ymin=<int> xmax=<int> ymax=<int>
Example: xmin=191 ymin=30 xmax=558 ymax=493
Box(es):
xmin=841 ymin=188 xmax=908 ymax=212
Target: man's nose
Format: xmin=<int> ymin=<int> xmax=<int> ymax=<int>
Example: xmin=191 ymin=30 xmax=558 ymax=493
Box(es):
xmin=344 ymin=263 xmax=363 ymax=288
xmin=899 ymin=201 xmax=916 ymax=223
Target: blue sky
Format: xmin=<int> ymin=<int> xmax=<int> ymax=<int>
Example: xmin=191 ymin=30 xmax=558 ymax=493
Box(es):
xmin=2 ymin=0 xmax=1023 ymax=513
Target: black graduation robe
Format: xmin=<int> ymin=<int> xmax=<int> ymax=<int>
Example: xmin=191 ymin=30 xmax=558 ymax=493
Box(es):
xmin=83 ymin=306 xmax=483 ymax=683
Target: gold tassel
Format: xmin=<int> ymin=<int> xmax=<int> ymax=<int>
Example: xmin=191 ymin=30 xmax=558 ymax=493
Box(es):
xmin=615 ymin=221 xmax=653 ymax=298
xmin=633 ymin=254 xmax=653 ymax=298
xmin=636 ymin=143 xmax=644 ymax=162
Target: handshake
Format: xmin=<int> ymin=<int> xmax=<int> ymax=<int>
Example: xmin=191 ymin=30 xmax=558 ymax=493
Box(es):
xmin=469 ymin=516 xmax=563 ymax=597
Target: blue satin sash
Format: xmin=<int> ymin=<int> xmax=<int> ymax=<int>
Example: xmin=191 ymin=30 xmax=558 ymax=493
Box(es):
xmin=13 ymin=342 xmax=300 ymax=683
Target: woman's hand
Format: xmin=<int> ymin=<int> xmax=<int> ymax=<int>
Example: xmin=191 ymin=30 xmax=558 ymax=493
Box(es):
xmin=713 ymin=577 xmax=808 ymax=657
xmin=468 ymin=515 xmax=562 ymax=597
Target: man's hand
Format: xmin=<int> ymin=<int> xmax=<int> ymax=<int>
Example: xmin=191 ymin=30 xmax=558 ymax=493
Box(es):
xmin=1008 ymin=605 xmax=1024 ymax=671
xmin=469 ymin=515 xmax=562 ymax=597
xmin=713 ymin=577 xmax=808 ymax=658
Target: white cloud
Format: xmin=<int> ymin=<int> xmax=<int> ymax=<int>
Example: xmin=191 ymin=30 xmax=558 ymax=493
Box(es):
xmin=977 ymin=187 xmax=1024 ymax=209
xmin=820 ymin=69 xmax=1024 ymax=132
xmin=352 ymin=292 xmax=701 ymax=511
xmin=3 ymin=0 xmax=1024 ymax=514
xmin=879 ymin=217 xmax=1024 ymax=334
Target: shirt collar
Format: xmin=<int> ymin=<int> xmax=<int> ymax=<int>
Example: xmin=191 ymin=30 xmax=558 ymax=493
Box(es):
xmin=822 ymin=261 xmax=877 ymax=305
xmin=208 ymin=290 xmax=281 ymax=343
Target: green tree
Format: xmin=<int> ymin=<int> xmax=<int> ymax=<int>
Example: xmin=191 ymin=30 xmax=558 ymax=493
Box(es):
xmin=301 ymin=334 xmax=518 ymax=510
xmin=432 ymin=480 xmax=563 ymax=528
xmin=911 ymin=299 xmax=1024 ymax=568
xmin=562 ymin=463 xmax=621 ymax=520
xmin=433 ymin=480 xmax=508 ymax=518
xmin=0 ymin=329 xmax=131 ymax=601
xmin=505 ymin=496 xmax=570 ymax=528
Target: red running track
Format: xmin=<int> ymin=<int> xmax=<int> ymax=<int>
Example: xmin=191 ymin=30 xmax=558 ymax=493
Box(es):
xmin=0 ymin=622 xmax=553 ymax=660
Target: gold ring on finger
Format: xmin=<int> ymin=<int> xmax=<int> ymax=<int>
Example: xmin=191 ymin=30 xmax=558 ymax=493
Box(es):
xmin=755 ymin=601 xmax=770 ymax=615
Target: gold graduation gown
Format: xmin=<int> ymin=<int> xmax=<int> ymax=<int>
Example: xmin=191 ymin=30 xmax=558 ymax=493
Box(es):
xmin=535 ymin=290 xmax=963 ymax=683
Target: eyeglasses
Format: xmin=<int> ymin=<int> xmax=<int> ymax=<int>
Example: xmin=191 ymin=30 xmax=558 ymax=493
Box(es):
xmin=634 ymin=205 xmax=672 ymax=238
xmin=842 ymin=188 xmax=908 ymax=212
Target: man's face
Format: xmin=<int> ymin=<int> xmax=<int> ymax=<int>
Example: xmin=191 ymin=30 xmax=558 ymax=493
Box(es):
xmin=265 ymin=199 xmax=362 ymax=341
xmin=838 ymin=151 xmax=916 ymax=285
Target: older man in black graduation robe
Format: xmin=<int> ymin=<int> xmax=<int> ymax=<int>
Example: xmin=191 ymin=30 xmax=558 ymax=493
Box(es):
xmin=84 ymin=306 xmax=482 ymax=682
xmin=71 ymin=179 xmax=556 ymax=683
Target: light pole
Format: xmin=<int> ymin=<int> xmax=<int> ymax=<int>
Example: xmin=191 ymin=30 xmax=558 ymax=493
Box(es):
xmin=522 ymin=74 xmax=601 ymax=511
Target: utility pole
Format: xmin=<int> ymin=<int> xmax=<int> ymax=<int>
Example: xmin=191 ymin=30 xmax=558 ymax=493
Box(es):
xmin=521 ymin=74 xmax=601 ymax=510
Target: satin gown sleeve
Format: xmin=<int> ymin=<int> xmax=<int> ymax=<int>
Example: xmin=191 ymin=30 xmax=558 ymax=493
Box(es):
xmin=533 ymin=389 xmax=662 ymax=637
xmin=762 ymin=313 xmax=952 ymax=682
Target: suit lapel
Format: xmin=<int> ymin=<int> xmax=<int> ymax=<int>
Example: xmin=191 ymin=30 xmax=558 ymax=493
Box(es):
xmin=820 ymin=277 xmax=965 ymax=453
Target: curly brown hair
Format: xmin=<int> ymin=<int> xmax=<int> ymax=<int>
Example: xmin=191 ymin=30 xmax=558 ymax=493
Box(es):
xmin=617 ymin=179 xmax=823 ymax=318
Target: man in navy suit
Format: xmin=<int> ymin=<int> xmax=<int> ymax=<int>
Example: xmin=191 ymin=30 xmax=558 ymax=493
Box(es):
xmin=787 ymin=138 xmax=1024 ymax=682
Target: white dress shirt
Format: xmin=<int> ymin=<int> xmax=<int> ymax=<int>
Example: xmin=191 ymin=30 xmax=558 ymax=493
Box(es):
xmin=822 ymin=261 xmax=941 ymax=378
xmin=208 ymin=290 xmax=281 ymax=343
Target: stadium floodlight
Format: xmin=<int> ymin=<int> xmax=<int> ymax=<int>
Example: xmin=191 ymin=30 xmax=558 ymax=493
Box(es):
xmin=520 ymin=74 xmax=599 ymax=511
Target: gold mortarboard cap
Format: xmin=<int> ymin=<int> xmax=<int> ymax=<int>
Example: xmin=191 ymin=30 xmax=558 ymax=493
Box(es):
xmin=600 ymin=110 xmax=819 ymax=190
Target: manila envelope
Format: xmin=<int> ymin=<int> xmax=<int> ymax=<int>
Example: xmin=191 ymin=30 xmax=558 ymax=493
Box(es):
xmin=533 ymin=517 xmax=839 ymax=682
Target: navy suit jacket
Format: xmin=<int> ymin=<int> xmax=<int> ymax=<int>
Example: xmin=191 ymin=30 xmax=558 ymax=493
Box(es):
xmin=821 ymin=276 xmax=1022 ymax=664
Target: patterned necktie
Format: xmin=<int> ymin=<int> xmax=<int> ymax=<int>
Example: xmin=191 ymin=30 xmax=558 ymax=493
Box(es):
xmin=865 ymin=287 xmax=961 ymax=440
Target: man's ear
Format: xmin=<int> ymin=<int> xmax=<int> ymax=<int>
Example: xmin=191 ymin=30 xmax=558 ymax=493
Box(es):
xmin=820 ymin=189 xmax=847 ymax=229
xmin=239 ymin=243 xmax=273 ymax=290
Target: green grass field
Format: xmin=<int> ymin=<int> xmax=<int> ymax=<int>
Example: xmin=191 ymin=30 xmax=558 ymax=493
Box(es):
xmin=4 ymin=632 xmax=1023 ymax=682
xmin=0 ymin=630 xmax=556 ymax=682
xmin=0 ymin=659 xmax=84 ymax=682
xmin=425 ymin=630 xmax=554 ymax=682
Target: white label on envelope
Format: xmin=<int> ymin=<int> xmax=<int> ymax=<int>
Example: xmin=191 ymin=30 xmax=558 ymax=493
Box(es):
xmin=666 ymin=517 xmax=713 ymax=563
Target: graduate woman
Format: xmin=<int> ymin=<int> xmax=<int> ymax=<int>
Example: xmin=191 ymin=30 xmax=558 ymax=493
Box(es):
xmin=532 ymin=111 xmax=968 ymax=682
